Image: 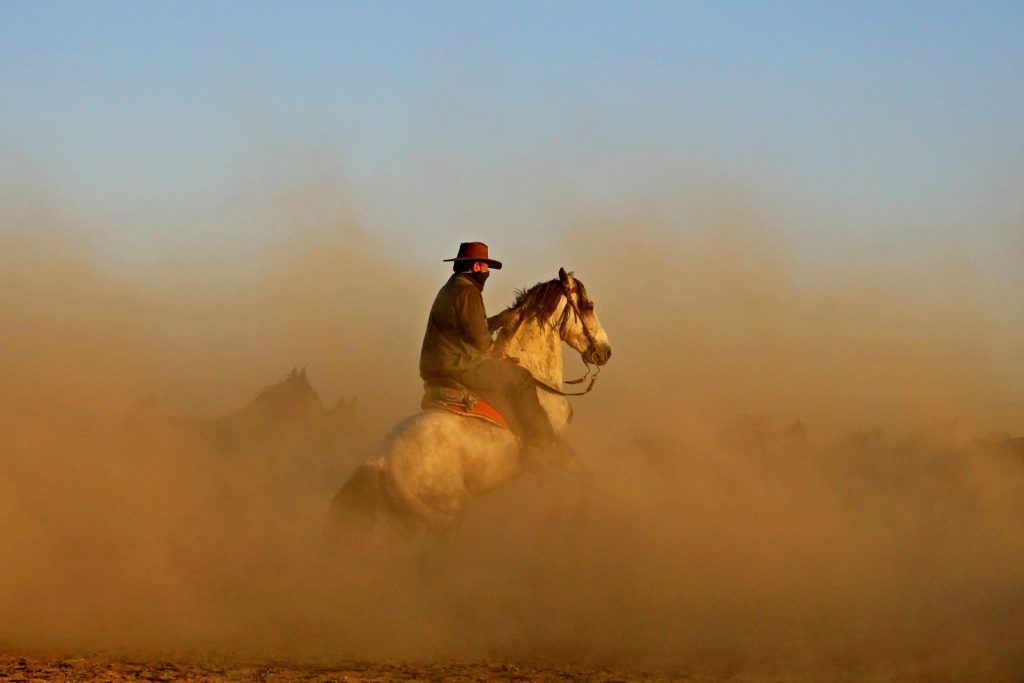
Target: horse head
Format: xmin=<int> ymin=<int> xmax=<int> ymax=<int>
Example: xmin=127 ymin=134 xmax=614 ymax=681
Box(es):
xmin=243 ymin=366 xmax=323 ymax=421
xmin=557 ymin=267 xmax=612 ymax=366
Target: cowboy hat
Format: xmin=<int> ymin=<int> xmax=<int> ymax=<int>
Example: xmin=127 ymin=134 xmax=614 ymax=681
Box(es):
xmin=442 ymin=242 xmax=502 ymax=269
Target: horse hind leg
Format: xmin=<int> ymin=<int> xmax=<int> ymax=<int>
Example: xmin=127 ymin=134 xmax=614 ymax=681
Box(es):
xmin=326 ymin=461 xmax=384 ymax=548
xmin=327 ymin=461 xmax=423 ymax=548
xmin=334 ymin=462 xmax=383 ymax=516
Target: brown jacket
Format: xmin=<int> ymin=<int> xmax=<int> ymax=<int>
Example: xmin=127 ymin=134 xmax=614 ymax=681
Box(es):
xmin=419 ymin=273 xmax=492 ymax=383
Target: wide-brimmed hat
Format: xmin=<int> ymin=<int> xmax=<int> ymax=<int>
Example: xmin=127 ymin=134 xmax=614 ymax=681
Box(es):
xmin=442 ymin=242 xmax=503 ymax=269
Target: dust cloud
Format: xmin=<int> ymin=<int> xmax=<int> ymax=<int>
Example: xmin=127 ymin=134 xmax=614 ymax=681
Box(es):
xmin=1 ymin=186 xmax=1023 ymax=680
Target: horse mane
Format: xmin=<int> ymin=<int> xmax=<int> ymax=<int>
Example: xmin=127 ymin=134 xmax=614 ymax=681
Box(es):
xmin=490 ymin=276 xmax=592 ymax=340
xmin=510 ymin=277 xmax=591 ymax=319
xmin=510 ymin=280 xmax=565 ymax=323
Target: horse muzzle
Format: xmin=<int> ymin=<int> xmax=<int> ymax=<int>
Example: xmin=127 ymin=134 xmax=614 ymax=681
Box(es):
xmin=584 ymin=344 xmax=612 ymax=366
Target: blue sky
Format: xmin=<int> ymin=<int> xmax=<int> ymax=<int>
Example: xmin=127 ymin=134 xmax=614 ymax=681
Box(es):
xmin=2 ymin=1 xmax=1022 ymax=267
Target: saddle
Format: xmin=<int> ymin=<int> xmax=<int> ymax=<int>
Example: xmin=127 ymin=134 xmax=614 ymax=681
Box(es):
xmin=421 ymin=381 xmax=511 ymax=430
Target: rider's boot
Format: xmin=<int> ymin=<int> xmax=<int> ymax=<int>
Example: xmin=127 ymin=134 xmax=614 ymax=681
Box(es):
xmin=518 ymin=425 xmax=570 ymax=471
xmin=487 ymin=360 xmax=569 ymax=469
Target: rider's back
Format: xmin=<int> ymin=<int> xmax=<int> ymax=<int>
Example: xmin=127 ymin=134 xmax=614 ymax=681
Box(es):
xmin=419 ymin=273 xmax=492 ymax=385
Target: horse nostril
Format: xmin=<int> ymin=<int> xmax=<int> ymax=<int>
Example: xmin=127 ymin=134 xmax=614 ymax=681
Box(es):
xmin=586 ymin=345 xmax=611 ymax=365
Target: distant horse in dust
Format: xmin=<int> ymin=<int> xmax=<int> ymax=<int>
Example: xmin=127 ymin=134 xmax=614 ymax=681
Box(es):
xmin=128 ymin=367 xmax=361 ymax=454
xmin=330 ymin=268 xmax=612 ymax=538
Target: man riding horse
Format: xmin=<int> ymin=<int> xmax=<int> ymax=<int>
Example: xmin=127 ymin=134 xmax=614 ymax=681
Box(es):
xmin=419 ymin=242 xmax=560 ymax=461
xmin=330 ymin=247 xmax=610 ymax=533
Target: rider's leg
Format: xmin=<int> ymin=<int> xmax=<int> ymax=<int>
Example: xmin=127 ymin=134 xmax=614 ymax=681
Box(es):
xmin=461 ymin=359 xmax=558 ymax=449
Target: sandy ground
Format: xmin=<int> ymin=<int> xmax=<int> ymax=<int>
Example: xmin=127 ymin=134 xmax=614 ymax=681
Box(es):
xmin=0 ymin=654 xmax=686 ymax=682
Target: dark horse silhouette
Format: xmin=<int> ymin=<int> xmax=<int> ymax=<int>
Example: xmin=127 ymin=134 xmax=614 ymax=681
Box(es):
xmin=126 ymin=367 xmax=363 ymax=468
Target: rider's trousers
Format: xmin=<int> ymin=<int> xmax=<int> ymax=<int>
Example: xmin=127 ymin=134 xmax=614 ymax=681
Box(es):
xmin=458 ymin=358 xmax=557 ymax=446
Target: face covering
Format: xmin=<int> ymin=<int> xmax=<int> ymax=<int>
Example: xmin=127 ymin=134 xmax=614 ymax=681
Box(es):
xmin=469 ymin=270 xmax=489 ymax=288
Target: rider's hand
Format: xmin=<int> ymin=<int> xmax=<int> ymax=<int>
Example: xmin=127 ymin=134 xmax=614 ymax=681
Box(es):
xmin=486 ymin=345 xmax=518 ymax=363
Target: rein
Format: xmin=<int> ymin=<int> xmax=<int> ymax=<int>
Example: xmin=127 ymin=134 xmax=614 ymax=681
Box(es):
xmin=534 ymin=362 xmax=600 ymax=397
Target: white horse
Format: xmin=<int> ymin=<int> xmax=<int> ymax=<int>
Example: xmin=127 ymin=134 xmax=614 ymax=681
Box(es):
xmin=330 ymin=268 xmax=612 ymax=538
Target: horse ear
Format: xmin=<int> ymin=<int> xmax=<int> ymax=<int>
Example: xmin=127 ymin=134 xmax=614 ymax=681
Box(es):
xmin=300 ymin=367 xmax=307 ymax=380
xmin=558 ymin=267 xmax=570 ymax=285
xmin=290 ymin=366 xmax=297 ymax=378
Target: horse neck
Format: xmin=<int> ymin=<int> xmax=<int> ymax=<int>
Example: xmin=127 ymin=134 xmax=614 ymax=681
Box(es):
xmin=502 ymin=305 xmax=565 ymax=389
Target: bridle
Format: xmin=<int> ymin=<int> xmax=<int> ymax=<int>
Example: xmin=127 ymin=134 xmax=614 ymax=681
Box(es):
xmin=563 ymin=282 xmax=600 ymax=349
xmin=533 ymin=281 xmax=601 ymax=397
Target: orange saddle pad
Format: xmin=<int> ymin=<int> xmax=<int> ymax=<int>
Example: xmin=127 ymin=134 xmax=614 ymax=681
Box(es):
xmin=421 ymin=387 xmax=510 ymax=430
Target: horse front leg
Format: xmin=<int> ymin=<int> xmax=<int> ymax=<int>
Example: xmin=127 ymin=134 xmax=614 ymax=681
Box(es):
xmin=562 ymin=443 xmax=594 ymax=530
xmin=537 ymin=440 xmax=594 ymax=552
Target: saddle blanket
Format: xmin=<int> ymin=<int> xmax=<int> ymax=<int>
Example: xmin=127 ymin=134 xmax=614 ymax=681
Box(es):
xmin=421 ymin=387 xmax=510 ymax=430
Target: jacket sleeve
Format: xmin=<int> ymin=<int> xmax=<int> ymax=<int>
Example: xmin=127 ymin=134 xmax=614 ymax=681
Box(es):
xmin=455 ymin=287 xmax=493 ymax=352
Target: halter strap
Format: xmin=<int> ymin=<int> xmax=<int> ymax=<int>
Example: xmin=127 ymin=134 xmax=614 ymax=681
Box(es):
xmin=562 ymin=283 xmax=600 ymax=350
